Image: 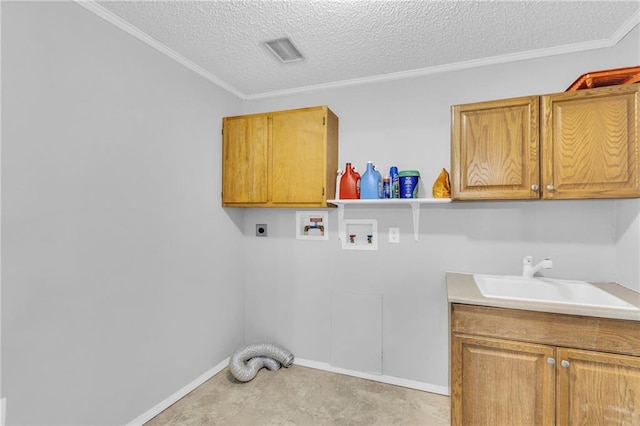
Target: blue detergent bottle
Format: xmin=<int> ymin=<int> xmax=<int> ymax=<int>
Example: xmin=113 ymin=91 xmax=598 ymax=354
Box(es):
xmin=360 ymin=161 xmax=381 ymax=199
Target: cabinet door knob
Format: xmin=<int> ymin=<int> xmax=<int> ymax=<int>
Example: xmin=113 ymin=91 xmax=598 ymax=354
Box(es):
xmin=547 ymin=357 xmax=555 ymax=365
xmin=546 ymin=184 xmax=555 ymax=192
xmin=531 ymin=184 xmax=539 ymax=191
xmin=561 ymin=360 xmax=570 ymax=368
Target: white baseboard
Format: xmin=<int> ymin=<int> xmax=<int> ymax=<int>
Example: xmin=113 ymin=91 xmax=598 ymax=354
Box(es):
xmin=294 ymin=358 xmax=450 ymax=396
xmin=128 ymin=356 xmax=448 ymax=425
xmin=127 ymin=357 xmax=229 ymax=426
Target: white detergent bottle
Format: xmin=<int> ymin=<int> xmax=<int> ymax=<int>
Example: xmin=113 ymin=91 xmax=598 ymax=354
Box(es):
xmin=373 ymin=164 xmax=383 ymax=198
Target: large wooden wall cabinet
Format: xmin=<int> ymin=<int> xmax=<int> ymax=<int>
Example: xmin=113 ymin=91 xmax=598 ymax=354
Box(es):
xmin=222 ymin=106 xmax=338 ymax=207
xmin=451 ymin=84 xmax=640 ymax=200
xmin=451 ymin=304 xmax=640 ymax=426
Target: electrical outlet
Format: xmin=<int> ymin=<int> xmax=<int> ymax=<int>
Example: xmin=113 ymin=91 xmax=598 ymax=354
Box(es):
xmin=256 ymin=224 xmax=268 ymax=237
xmin=389 ymin=227 xmax=400 ymax=243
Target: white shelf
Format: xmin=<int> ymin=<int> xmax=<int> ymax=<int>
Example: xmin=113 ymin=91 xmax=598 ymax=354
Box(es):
xmin=327 ymin=198 xmax=452 ymax=242
xmin=328 ymin=198 xmax=452 ymax=206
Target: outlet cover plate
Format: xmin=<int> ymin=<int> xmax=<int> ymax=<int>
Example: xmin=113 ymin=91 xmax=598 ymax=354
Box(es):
xmin=389 ymin=227 xmax=400 ymax=243
xmin=256 ymin=224 xmax=268 ymax=237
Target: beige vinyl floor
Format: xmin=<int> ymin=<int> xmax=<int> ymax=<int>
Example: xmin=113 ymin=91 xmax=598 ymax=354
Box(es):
xmin=145 ymin=365 xmax=450 ymax=425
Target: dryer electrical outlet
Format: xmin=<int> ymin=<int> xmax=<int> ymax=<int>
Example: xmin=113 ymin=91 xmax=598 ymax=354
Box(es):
xmin=256 ymin=224 xmax=268 ymax=237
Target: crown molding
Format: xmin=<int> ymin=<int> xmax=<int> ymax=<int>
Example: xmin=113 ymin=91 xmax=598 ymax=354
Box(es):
xmin=73 ymin=0 xmax=248 ymax=100
xmin=246 ymin=14 xmax=640 ymax=100
xmin=74 ymin=1 xmax=638 ymax=102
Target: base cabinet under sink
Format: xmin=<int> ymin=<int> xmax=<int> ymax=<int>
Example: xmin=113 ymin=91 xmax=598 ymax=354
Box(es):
xmin=450 ymin=304 xmax=640 ymax=425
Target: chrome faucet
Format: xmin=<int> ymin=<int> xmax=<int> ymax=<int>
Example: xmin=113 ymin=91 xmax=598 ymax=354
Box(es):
xmin=522 ymin=256 xmax=553 ymax=277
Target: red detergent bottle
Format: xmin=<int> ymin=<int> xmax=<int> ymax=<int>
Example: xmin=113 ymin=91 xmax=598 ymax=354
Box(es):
xmin=340 ymin=162 xmax=360 ymax=199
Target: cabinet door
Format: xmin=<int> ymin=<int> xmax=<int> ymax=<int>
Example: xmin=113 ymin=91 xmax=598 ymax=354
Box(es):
xmin=541 ymin=85 xmax=640 ymax=199
xmin=451 ymin=334 xmax=555 ymax=426
xmin=557 ymin=348 xmax=640 ymax=426
xmin=451 ymin=96 xmax=540 ymax=200
xmin=271 ymin=108 xmax=326 ymax=204
xmin=222 ymin=115 xmax=268 ymax=205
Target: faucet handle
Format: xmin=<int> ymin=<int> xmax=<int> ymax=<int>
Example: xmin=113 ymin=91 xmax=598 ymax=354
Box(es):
xmin=523 ymin=256 xmax=533 ymax=265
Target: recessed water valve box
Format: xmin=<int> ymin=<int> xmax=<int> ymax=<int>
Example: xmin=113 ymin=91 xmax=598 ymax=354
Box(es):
xmin=341 ymin=219 xmax=377 ymax=250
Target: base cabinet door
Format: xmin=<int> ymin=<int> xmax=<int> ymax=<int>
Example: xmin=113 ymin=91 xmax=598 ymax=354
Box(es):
xmin=556 ymin=348 xmax=640 ymax=426
xmin=451 ymin=334 xmax=556 ymax=426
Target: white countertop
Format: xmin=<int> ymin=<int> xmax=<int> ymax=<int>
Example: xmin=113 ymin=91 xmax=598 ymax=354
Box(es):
xmin=446 ymin=272 xmax=640 ymax=322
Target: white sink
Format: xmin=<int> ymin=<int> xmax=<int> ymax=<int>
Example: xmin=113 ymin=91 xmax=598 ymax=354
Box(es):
xmin=473 ymin=274 xmax=639 ymax=311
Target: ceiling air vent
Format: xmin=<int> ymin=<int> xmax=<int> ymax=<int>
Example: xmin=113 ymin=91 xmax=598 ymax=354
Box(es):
xmin=264 ymin=37 xmax=304 ymax=63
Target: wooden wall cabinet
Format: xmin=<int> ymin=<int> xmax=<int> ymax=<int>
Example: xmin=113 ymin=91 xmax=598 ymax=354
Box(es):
xmin=451 ymin=95 xmax=540 ymax=200
xmin=451 ymin=304 xmax=640 ymax=426
xmin=222 ymin=106 xmax=338 ymax=207
xmin=542 ymin=85 xmax=640 ymax=199
xmin=451 ymin=84 xmax=640 ymax=200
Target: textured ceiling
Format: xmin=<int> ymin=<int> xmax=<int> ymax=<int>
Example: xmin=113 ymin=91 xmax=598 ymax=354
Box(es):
xmin=86 ymin=0 xmax=640 ymax=99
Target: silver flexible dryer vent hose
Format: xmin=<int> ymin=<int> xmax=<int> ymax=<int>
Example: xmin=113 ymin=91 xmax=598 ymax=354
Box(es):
xmin=229 ymin=343 xmax=294 ymax=382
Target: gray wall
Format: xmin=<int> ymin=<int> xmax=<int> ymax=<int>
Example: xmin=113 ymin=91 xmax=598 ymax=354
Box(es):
xmin=2 ymin=2 xmax=245 ymax=425
xmin=2 ymin=1 xmax=639 ymax=425
xmin=242 ymin=25 xmax=640 ymax=389
xmin=616 ymin=199 xmax=640 ymax=292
